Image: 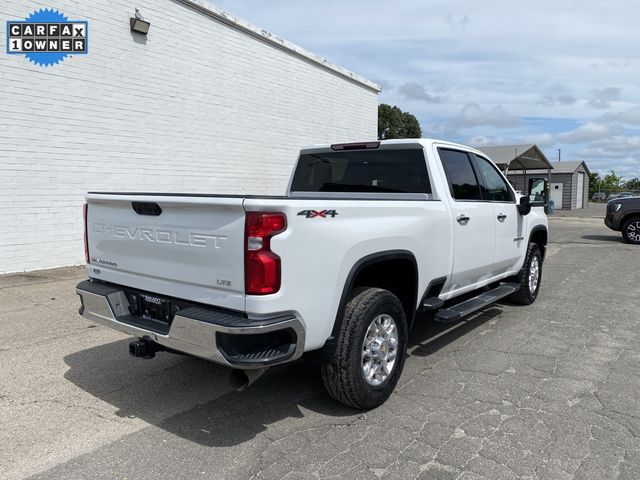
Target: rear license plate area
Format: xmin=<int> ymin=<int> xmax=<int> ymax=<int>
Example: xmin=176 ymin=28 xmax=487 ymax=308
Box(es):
xmin=135 ymin=294 xmax=172 ymax=322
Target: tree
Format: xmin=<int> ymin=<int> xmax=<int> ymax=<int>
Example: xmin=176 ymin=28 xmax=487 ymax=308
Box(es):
xmin=589 ymin=172 xmax=601 ymax=196
xmin=378 ymin=104 xmax=422 ymax=140
xmin=602 ymin=170 xmax=623 ymax=192
xmin=624 ymin=178 xmax=640 ymax=191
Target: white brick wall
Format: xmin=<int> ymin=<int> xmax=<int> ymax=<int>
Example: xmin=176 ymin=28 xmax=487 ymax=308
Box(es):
xmin=0 ymin=1 xmax=378 ymax=273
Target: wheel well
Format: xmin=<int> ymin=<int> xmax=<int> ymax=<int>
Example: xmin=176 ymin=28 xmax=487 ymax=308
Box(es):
xmin=351 ymin=257 xmax=418 ymax=325
xmin=622 ymin=213 xmax=640 ymax=226
xmin=531 ymin=228 xmax=548 ymax=259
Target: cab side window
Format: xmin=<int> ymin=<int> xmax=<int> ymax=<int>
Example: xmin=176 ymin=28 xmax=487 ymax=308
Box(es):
xmin=473 ymin=155 xmax=514 ymax=202
xmin=438 ymin=148 xmax=481 ymax=200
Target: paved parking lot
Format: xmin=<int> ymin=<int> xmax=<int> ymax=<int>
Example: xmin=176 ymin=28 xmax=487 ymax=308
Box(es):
xmin=2 ymin=205 xmax=639 ymax=480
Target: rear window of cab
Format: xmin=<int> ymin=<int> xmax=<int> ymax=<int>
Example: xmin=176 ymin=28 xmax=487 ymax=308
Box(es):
xmin=290 ymin=148 xmax=431 ymax=194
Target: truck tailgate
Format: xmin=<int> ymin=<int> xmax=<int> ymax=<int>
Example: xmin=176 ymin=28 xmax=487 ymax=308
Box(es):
xmin=85 ymin=193 xmax=246 ymax=311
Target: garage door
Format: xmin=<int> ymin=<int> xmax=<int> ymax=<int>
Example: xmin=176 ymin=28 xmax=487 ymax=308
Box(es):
xmin=576 ymin=173 xmax=584 ymax=208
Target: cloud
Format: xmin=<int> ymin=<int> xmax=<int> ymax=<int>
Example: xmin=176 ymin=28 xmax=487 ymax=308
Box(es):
xmin=559 ymin=122 xmax=619 ymax=143
xmin=213 ymin=0 xmax=640 ymax=177
xmin=576 ymin=137 xmax=640 ymax=178
xmin=539 ymin=87 xmax=576 ymax=106
xmin=372 ymin=78 xmax=393 ymax=92
xmin=587 ymin=87 xmax=620 ymax=109
xmin=599 ymin=106 xmax=640 ymax=125
xmin=554 ymin=94 xmax=577 ymax=105
xmin=467 ymin=135 xmax=509 ymax=147
xmin=526 ymin=122 xmax=619 ymax=148
xmin=525 ymin=123 xmax=639 ymax=178
xmin=580 ymin=136 xmax=640 ymax=158
xmin=397 ymin=81 xmax=442 ymax=103
xmin=452 ymin=103 xmax=521 ymax=129
xmin=524 ymin=133 xmax=555 ymax=148
xmin=590 ymin=60 xmax=631 ymax=70
xmin=443 ymin=14 xmax=469 ymax=30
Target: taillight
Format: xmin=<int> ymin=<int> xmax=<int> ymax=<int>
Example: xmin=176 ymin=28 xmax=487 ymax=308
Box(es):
xmin=245 ymin=212 xmax=286 ymax=295
xmin=83 ymin=203 xmax=89 ymax=263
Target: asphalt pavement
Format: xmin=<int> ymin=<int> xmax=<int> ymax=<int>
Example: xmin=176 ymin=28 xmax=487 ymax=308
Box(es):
xmin=1 ymin=204 xmax=639 ymax=480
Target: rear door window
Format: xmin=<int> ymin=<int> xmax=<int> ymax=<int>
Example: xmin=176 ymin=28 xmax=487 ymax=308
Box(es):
xmin=290 ymin=148 xmax=431 ymax=194
xmin=438 ymin=148 xmax=482 ymax=200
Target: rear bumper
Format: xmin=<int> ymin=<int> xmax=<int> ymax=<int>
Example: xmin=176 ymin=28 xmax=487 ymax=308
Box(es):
xmin=76 ymin=280 xmax=305 ymax=369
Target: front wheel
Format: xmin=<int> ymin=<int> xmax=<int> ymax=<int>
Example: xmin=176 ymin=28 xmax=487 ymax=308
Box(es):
xmin=320 ymin=287 xmax=408 ymax=409
xmin=622 ymin=218 xmax=640 ymax=244
xmin=509 ymin=243 xmax=543 ymax=305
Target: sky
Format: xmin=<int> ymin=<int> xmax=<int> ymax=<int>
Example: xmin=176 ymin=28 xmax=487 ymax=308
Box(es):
xmin=212 ymin=0 xmax=640 ymax=180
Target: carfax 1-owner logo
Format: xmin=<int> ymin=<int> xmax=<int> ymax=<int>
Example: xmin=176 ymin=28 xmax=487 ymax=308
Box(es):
xmin=6 ymin=8 xmax=88 ymax=67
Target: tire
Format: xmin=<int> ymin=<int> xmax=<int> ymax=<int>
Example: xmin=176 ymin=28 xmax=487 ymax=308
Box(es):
xmin=320 ymin=287 xmax=408 ymax=409
xmin=622 ymin=217 xmax=640 ymax=244
xmin=509 ymin=243 xmax=543 ymax=305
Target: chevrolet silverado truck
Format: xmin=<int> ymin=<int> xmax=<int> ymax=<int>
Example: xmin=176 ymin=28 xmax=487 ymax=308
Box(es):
xmin=605 ymin=195 xmax=640 ymax=244
xmin=76 ymin=139 xmax=548 ymax=409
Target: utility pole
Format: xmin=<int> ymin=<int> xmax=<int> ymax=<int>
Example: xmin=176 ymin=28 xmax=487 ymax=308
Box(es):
xmin=557 ymin=148 xmax=561 ymax=162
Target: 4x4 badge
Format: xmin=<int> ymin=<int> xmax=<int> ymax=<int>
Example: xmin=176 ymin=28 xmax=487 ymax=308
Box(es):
xmin=297 ymin=210 xmax=338 ymax=219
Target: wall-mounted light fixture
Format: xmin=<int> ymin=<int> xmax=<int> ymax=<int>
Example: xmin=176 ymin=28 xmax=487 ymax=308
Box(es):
xmin=130 ymin=8 xmax=150 ymax=34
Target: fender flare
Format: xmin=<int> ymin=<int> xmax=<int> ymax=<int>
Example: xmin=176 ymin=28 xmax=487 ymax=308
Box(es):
xmin=529 ymin=225 xmax=548 ymax=259
xmin=314 ymin=250 xmax=418 ymax=362
xmin=511 ymin=225 xmax=549 ymax=281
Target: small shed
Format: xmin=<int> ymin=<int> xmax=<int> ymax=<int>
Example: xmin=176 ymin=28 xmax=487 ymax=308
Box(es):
xmin=507 ymin=161 xmax=591 ymax=210
xmin=479 ymin=144 xmax=553 ymax=173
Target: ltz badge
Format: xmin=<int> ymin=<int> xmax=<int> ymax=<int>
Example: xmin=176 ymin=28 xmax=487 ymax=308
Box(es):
xmin=6 ymin=8 xmax=88 ymax=67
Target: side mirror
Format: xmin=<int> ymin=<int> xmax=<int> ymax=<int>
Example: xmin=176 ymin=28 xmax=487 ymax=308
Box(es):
xmin=528 ymin=178 xmax=547 ymax=204
xmin=518 ymin=196 xmax=531 ymax=216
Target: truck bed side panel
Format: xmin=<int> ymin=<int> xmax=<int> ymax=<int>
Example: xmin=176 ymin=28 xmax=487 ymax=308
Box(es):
xmin=243 ymin=198 xmax=452 ymax=350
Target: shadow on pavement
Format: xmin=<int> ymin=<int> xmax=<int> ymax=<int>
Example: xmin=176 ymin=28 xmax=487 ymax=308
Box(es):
xmin=64 ymin=340 xmax=358 ymax=446
xmin=409 ymin=307 xmax=501 ymax=357
xmin=152 ymin=360 xmax=358 ymax=447
xmin=581 ymin=234 xmax=623 ymax=243
xmin=63 ymin=308 xmax=498 ymax=447
xmin=64 ymin=340 xmax=361 ymax=446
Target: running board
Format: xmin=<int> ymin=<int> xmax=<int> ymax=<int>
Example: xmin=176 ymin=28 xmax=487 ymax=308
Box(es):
xmin=434 ymin=283 xmax=519 ymax=323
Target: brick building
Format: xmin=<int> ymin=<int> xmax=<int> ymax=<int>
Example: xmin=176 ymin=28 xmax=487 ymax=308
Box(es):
xmin=0 ymin=0 xmax=379 ymax=273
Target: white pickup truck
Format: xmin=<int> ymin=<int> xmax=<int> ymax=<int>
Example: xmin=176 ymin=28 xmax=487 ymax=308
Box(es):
xmin=76 ymin=139 xmax=548 ymax=408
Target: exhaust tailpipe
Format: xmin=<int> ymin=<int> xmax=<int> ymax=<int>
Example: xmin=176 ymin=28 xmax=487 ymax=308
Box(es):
xmin=229 ymin=368 xmax=268 ymax=391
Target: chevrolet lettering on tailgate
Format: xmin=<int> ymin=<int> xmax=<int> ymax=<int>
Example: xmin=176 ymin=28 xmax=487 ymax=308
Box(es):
xmin=93 ymin=223 xmax=227 ymax=248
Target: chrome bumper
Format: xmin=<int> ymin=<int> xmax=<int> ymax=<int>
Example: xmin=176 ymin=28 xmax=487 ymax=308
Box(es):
xmin=76 ymin=280 xmax=305 ymax=368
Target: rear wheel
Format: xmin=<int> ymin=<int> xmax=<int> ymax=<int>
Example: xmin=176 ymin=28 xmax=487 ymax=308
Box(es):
xmin=320 ymin=287 xmax=408 ymax=409
xmin=622 ymin=218 xmax=640 ymax=244
xmin=509 ymin=243 xmax=543 ymax=305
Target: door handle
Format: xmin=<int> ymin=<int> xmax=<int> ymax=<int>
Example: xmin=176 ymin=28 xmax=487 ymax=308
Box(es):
xmin=456 ymin=215 xmax=470 ymax=225
xmin=497 ymin=213 xmax=507 ymax=222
